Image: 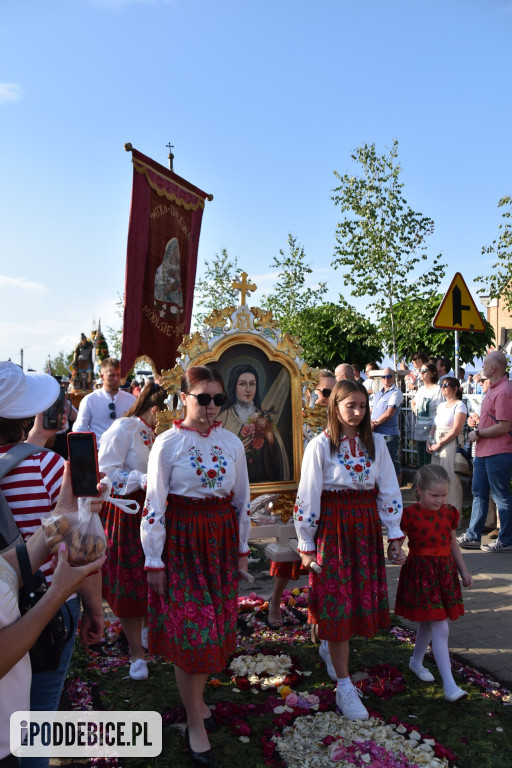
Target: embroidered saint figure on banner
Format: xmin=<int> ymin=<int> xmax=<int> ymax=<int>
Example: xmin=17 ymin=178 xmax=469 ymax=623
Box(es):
xmin=154 ymin=237 xmax=183 ymax=312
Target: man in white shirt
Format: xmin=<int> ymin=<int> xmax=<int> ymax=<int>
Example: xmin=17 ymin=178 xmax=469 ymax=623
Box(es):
xmin=74 ymin=358 xmax=136 ymax=446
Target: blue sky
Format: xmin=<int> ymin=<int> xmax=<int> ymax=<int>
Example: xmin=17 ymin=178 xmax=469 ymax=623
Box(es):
xmin=1 ymin=0 xmax=511 ymax=372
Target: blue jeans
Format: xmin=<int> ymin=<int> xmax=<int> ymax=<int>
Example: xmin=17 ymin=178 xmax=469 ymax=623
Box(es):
xmin=465 ymin=453 xmax=512 ymax=546
xmin=19 ymin=596 xmax=80 ymax=768
xmin=383 ymin=435 xmax=401 ymax=477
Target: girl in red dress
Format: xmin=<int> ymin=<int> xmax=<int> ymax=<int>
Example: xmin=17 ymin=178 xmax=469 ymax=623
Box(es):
xmin=394 ymin=464 xmax=473 ymax=701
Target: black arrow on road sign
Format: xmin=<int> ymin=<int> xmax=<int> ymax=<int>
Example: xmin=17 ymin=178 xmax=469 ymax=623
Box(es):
xmin=452 ymin=285 xmax=470 ymax=326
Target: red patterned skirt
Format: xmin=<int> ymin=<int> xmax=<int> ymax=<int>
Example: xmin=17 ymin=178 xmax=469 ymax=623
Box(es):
xmin=269 ymin=560 xmax=307 ymax=580
xmin=101 ymin=489 xmax=147 ymax=617
xmin=395 ymin=554 xmax=464 ymax=622
xmin=308 ymin=489 xmax=389 ymax=641
xmin=148 ymin=493 xmax=239 ymax=674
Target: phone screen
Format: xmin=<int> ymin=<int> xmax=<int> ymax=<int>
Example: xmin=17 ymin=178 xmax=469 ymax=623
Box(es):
xmin=67 ymin=432 xmax=100 ymax=497
xmin=43 ymin=386 xmax=66 ymax=430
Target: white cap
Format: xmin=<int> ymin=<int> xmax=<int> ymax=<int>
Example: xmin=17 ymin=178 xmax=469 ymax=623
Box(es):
xmin=0 ymin=361 xmax=60 ymax=419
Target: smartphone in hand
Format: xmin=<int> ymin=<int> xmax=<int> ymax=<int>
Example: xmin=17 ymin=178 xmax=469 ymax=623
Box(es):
xmin=43 ymin=386 xmax=66 ymax=430
xmin=67 ymin=432 xmax=100 ymax=497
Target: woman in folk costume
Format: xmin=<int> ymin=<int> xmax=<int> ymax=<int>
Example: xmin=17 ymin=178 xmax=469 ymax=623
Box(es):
xmin=294 ymin=380 xmax=404 ymax=720
xmin=142 ymin=366 xmax=250 ymax=766
xmin=98 ymin=382 xmax=167 ymax=681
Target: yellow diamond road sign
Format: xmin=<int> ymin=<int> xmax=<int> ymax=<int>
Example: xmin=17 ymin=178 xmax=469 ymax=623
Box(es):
xmin=432 ymin=273 xmax=485 ymax=332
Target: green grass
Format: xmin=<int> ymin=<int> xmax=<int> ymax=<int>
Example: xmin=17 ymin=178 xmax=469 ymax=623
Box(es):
xmin=64 ymin=612 xmax=512 ymax=768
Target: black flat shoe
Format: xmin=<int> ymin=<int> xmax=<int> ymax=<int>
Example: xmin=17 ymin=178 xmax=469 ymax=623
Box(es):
xmin=185 ymin=727 xmax=215 ymax=766
xmin=204 ymin=715 xmax=218 ymax=732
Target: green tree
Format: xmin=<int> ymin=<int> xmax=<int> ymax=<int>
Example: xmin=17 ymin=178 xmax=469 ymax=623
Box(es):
xmin=194 ymin=248 xmax=248 ymax=326
xmin=293 ymin=300 xmax=381 ymax=370
xmin=47 ymin=350 xmax=73 ymax=377
xmin=381 ymin=293 xmax=495 ymax=363
xmin=261 ymin=234 xmax=328 ymax=336
xmin=476 ymin=195 xmax=512 ymax=312
xmin=331 ymin=140 xmax=445 ymax=368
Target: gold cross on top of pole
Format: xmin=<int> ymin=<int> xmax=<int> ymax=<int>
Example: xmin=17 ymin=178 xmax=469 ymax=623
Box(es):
xmin=232 ymin=272 xmax=257 ymax=306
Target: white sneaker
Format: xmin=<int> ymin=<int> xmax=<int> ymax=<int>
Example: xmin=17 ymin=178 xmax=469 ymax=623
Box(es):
xmin=141 ymin=627 xmax=148 ymax=650
xmin=319 ymin=641 xmax=337 ymax=681
xmin=336 ymin=684 xmax=369 ymax=720
xmin=480 ymin=539 xmax=512 ymax=553
xmin=444 ymin=685 xmax=468 ymax=702
xmin=409 ymin=659 xmax=435 ymax=682
xmin=129 ymin=658 xmax=148 ymax=681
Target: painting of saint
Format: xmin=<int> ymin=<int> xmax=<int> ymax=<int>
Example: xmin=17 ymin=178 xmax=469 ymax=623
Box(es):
xmin=217 ymin=360 xmax=291 ymax=483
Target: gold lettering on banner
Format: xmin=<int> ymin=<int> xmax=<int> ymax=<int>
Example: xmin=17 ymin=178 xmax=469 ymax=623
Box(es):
xmin=142 ymin=305 xmax=184 ymax=337
xmin=150 ymin=204 xmax=191 ymax=240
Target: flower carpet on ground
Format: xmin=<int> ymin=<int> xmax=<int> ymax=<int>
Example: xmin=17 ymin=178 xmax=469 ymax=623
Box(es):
xmin=65 ymin=586 xmax=512 ymax=768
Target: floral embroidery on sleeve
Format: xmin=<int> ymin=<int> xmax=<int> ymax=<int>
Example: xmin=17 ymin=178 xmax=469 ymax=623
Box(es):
xmin=293 ymin=498 xmax=319 ymax=528
xmin=189 ymin=445 xmax=228 ymax=489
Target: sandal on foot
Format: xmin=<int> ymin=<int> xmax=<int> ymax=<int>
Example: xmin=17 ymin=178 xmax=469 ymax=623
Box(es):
xmin=268 ymin=598 xmax=283 ymax=628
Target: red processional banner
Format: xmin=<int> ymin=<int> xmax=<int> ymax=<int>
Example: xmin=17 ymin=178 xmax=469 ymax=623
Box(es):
xmin=121 ymin=145 xmax=212 ymax=378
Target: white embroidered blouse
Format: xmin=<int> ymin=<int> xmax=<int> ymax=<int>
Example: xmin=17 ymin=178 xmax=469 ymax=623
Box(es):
xmin=98 ymin=416 xmax=155 ymax=495
xmin=293 ymin=431 xmax=403 ymax=552
xmin=141 ymin=421 xmax=251 ymax=569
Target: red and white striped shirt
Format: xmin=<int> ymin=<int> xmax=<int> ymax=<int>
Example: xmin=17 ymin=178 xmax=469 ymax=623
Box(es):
xmin=0 ymin=445 xmax=65 ymax=580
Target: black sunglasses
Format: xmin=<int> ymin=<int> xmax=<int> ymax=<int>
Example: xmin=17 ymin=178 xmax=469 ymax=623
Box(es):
xmin=187 ymin=392 xmax=227 ymax=407
xmin=419 ymin=368 xmax=429 ymax=374
xmin=315 ymin=388 xmax=332 ymax=398
xmin=108 ymin=402 xmax=116 ymax=419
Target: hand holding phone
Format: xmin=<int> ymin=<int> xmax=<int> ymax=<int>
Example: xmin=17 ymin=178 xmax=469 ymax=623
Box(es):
xmin=67 ymin=432 xmax=100 ymax=497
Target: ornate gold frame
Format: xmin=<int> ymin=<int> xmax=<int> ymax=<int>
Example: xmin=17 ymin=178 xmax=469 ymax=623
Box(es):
xmin=157 ymin=274 xmax=320 ymax=505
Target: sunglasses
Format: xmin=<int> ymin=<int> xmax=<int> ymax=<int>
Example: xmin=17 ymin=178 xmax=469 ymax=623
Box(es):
xmin=381 ymin=374 xmax=393 ymax=379
xmin=186 ymin=392 xmax=227 ymax=407
xmin=419 ymin=368 xmax=429 ymax=374
xmin=108 ymin=402 xmax=116 ymax=419
xmin=441 ymin=382 xmax=452 ymax=388
xmin=315 ymin=388 xmax=332 ymax=397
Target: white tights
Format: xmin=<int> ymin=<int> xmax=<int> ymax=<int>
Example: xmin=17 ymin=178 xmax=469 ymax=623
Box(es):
xmin=412 ymin=619 xmax=457 ymax=693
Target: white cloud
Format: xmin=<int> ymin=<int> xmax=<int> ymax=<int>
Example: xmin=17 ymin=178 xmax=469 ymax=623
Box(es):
xmin=0 ymin=83 xmax=22 ymax=105
xmin=0 ymin=276 xmax=46 ymax=292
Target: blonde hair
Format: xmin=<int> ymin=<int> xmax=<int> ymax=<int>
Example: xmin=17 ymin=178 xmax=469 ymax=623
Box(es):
xmin=414 ymin=464 xmax=450 ymax=499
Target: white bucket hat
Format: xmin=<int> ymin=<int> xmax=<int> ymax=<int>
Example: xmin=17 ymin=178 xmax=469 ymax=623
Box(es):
xmin=0 ymin=361 xmax=60 ymax=419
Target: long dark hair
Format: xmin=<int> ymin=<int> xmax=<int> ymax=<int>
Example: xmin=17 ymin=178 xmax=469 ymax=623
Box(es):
xmin=220 ymin=364 xmax=261 ymax=413
xmin=442 ymin=376 xmax=462 ymax=400
xmin=0 ymin=417 xmax=32 ymax=445
xmin=422 ymin=362 xmax=439 ymax=384
xmin=327 ymin=380 xmax=374 ymax=459
xmin=124 ymin=382 xmax=167 ymax=419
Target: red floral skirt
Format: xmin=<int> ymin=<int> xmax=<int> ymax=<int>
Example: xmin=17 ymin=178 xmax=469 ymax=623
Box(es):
xmin=101 ymin=489 xmax=147 ymax=617
xmin=269 ymin=560 xmax=307 ymax=580
xmin=395 ymin=555 xmax=464 ymax=622
xmin=308 ymin=489 xmax=389 ymax=641
xmin=148 ymin=493 xmax=239 ymax=674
